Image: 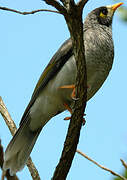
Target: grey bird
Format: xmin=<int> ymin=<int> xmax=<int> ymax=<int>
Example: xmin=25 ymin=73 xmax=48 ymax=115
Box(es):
xmin=3 ymin=2 xmax=123 ymax=175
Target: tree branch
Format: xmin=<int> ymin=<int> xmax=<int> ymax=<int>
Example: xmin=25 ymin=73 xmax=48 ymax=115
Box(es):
xmin=61 ymin=0 xmax=75 ymax=10
xmin=77 ymin=0 xmax=89 ymax=10
xmin=0 ymin=6 xmax=60 ymax=15
xmin=121 ymin=159 xmax=127 ymax=170
xmin=0 ymin=97 xmax=41 ymax=180
xmin=77 ymin=150 xmax=127 ymax=180
xmin=0 ymin=97 xmax=17 ymax=136
xmin=44 ymin=0 xmax=67 ymax=15
xmin=41 ymin=0 xmax=88 ymax=179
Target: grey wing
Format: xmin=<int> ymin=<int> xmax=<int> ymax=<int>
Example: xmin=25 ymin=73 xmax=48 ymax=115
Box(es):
xmin=20 ymin=38 xmax=73 ymax=125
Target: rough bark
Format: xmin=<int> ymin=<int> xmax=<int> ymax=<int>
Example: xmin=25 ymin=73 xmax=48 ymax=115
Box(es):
xmin=43 ymin=1 xmax=88 ymax=179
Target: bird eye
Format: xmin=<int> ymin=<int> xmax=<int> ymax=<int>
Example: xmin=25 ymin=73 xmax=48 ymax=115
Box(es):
xmin=102 ymin=9 xmax=108 ymax=15
xmin=100 ymin=8 xmax=108 ymax=18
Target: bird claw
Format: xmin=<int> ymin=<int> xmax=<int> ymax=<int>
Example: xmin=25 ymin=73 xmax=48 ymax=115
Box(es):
xmin=64 ymin=114 xmax=86 ymax=126
xmin=72 ymin=97 xmax=79 ymax=101
xmin=64 ymin=116 xmax=71 ymax=120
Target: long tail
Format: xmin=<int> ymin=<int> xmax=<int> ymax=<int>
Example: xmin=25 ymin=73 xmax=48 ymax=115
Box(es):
xmin=3 ymin=115 xmax=41 ymax=175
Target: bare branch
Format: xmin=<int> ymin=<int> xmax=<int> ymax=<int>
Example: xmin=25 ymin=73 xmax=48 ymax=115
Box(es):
xmin=61 ymin=0 xmax=75 ymax=10
xmin=0 ymin=6 xmax=60 ymax=15
xmin=0 ymin=97 xmax=17 ymax=136
xmin=44 ymin=0 xmax=67 ymax=14
xmin=121 ymin=159 xmax=127 ymax=169
xmin=59 ymin=0 xmax=66 ymax=6
xmin=51 ymin=0 xmax=88 ymax=179
xmin=77 ymin=149 xmax=127 ymax=180
xmin=27 ymin=158 xmax=41 ymax=180
xmin=0 ymin=140 xmax=4 ymax=170
xmin=0 ymin=97 xmax=40 ymax=180
xmin=77 ymin=0 xmax=89 ymax=10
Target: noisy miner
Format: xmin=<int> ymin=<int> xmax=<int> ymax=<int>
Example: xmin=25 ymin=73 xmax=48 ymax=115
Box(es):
xmin=3 ymin=2 xmax=123 ymax=175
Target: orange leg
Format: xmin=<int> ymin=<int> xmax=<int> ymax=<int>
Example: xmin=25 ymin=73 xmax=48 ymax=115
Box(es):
xmin=63 ymin=103 xmax=86 ymax=126
xmin=63 ymin=103 xmax=72 ymax=114
xmin=59 ymin=84 xmax=76 ymax=99
xmin=59 ymin=84 xmax=90 ymax=100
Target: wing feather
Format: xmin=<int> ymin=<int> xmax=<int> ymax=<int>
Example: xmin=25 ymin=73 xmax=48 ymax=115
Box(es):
xmin=20 ymin=38 xmax=73 ymax=125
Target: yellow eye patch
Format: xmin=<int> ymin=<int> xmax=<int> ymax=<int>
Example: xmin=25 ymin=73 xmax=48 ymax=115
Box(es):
xmin=100 ymin=12 xmax=107 ymax=18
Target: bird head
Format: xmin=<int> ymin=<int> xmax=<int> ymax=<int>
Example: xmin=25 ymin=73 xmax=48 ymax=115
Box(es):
xmin=84 ymin=3 xmax=123 ymax=29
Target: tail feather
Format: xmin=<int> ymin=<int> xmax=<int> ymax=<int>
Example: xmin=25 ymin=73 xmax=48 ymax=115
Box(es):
xmin=3 ymin=115 xmax=41 ymax=175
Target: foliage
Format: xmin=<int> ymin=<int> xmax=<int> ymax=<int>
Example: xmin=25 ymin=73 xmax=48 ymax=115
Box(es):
xmin=118 ymin=7 xmax=127 ymax=21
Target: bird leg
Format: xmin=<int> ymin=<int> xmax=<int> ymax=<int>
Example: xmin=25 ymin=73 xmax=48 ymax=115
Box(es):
xmin=60 ymin=84 xmax=87 ymax=125
xmin=59 ymin=84 xmax=90 ymax=100
xmin=63 ymin=103 xmax=86 ymax=126
xmin=59 ymin=84 xmax=76 ymax=100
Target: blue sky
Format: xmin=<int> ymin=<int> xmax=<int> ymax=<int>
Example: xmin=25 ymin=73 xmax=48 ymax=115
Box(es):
xmin=0 ymin=0 xmax=127 ymax=180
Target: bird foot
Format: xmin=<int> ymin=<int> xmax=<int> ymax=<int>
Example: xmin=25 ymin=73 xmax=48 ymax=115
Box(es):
xmin=64 ymin=116 xmax=86 ymax=126
xmin=63 ymin=103 xmax=86 ymax=126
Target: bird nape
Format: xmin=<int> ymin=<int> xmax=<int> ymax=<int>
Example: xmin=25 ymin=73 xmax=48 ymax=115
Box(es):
xmin=3 ymin=2 xmax=123 ymax=175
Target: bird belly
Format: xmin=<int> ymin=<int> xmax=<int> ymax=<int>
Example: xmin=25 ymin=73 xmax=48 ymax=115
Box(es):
xmin=29 ymin=56 xmax=76 ymax=131
xmin=29 ymin=56 xmax=111 ymax=131
xmin=86 ymin=64 xmax=111 ymax=100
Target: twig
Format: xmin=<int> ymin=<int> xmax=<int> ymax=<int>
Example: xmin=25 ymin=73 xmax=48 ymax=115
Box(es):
xmin=0 ymin=97 xmax=17 ymax=136
xmin=0 ymin=96 xmax=41 ymax=180
xmin=121 ymin=159 xmax=127 ymax=169
xmin=27 ymin=158 xmax=41 ymax=180
xmin=77 ymin=149 xmax=127 ymax=180
xmin=44 ymin=0 xmax=67 ymax=15
xmin=0 ymin=6 xmax=60 ymax=15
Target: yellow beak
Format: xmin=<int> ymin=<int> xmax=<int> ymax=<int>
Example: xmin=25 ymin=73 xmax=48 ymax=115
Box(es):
xmin=111 ymin=2 xmax=123 ymax=11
